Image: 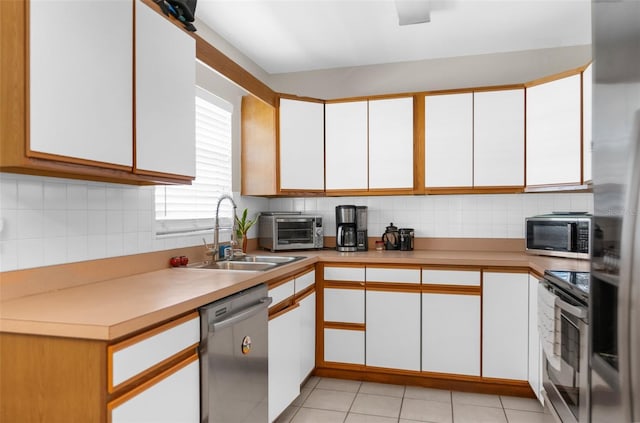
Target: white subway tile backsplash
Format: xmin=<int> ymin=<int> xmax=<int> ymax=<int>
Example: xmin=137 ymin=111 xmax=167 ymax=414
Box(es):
xmin=17 ymin=179 xmax=43 ymax=210
xmin=43 ymin=210 xmax=67 ymax=238
xmin=17 ymin=238 xmax=44 ymax=269
xmin=106 ymin=210 xmax=124 ymax=234
xmin=67 ymin=236 xmax=88 ymax=263
xmin=105 ymin=187 xmax=123 ymax=210
xmin=67 ymin=184 xmax=88 ymax=210
xmin=88 ymin=186 xmax=107 ymax=210
xmin=106 ymin=233 xmax=124 ymax=257
xmin=0 ymin=240 xmax=18 ymax=271
xmin=18 ymin=210 xmax=43 ymax=239
xmin=44 ymin=182 xmax=67 ymax=210
xmin=43 ymin=237 xmax=67 ymax=266
xmin=0 ymin=177 xmax=18 ymax=210
xmin=123 ymin=211 xmax=138 ymax=233
xmin=67 ymin=210 xmax=88 ymax=237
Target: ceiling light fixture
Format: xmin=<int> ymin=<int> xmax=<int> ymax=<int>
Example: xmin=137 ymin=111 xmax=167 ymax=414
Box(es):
xmin=394 ymin=0 xmax=432 ymax=26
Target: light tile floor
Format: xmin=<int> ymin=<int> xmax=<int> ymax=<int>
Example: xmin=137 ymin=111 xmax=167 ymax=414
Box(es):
xmin=275 ymin=377 xmax=554 ymax=423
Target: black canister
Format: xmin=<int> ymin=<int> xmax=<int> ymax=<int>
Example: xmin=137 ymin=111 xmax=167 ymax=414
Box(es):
xmin=399 ymin=228 xmax=414 ymax=251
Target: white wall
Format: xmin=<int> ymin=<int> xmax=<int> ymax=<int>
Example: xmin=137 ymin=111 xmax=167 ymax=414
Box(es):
xmin=0 ymin=173 xmax=267 ymax=272
xmin=269 ymin=193 xmax=594 ymax=240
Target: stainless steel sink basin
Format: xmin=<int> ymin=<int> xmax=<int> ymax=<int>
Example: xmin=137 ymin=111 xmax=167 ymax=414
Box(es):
xmin=230 ymin=255 xmax=305 ymax=264
xmin=187 ymin=255 xmax=305 ymax=271
xmin=191 ymin=261 xmax=277 ymax=271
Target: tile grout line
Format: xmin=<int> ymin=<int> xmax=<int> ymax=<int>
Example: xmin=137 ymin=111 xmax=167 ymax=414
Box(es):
xmin=499 ymin=395 xmax=509 ymax=423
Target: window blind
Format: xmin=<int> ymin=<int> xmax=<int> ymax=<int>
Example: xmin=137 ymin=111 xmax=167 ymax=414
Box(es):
xmin=155 ymin=87 xmax=233 ymax=236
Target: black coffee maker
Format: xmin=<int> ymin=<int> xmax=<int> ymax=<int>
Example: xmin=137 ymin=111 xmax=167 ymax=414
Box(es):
xmin=336 ymin=205 xmax=357 ymax=252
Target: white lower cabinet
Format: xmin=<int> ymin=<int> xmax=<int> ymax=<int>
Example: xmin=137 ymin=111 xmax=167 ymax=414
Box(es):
xmin=422 ymin=293 xmax=481 ymax=376
xmin=324 ymin=328 xmax=365 ymax=365
xmin=269 ymin=305 xmax=301 ymax=422
xmin=483 ymin=272 xmax=529 ymax=380
xmin=366 ymin=290 xmax=421 ymax=371
xmin=110 ymin=356 xmax=199 ymax=423
xmin=528 ymin=274 xmax=544 ymax=404
xmin=299 ymin=291 xmax=316 ymax=383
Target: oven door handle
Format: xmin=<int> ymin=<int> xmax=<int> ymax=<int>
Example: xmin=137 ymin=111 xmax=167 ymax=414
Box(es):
xmin=556 ymin=296 xmax=587 ymax=320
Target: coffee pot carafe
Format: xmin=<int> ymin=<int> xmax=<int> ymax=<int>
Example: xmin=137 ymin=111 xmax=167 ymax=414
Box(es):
xmin=336 ymin=205 xmax=358 ymax=252
xmin=382 ymin=222 xmax=400 ymax=250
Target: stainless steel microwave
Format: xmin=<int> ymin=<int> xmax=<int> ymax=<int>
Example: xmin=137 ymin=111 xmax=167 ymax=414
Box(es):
xmin=258 ymin=212 xmax=324 ymax=252
xmin=525 ymin=213 xmax=591 ymax=259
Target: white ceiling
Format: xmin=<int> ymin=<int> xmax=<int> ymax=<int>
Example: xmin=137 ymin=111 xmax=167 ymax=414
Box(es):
xmin=196 ymin=0 xmax=592 ymax=74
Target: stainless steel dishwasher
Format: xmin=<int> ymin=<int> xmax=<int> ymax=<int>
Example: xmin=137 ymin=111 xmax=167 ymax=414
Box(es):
xmin=199 ymin=283 xmax=272 ymax=423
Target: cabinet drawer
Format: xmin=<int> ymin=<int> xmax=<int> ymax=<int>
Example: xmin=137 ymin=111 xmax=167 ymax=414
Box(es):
xmin=367 ymin=267 xmax=420 ymax=284
xmin=324 ymin=266 xmax=365 ymax=282
xmin=422 ymin=269 xmax=480 ymax=286
xmin=269 ymin=278 xmax=295 ymax=307
xmin=324 ymin=328 xmax=364 ymax=365
xmin=324 ymin=288 xmax=364 ymax=323
xmin=109 ymin=314 xmax=199 ymax=392
xmin=295 ymin=269 xmax=315 ymax=293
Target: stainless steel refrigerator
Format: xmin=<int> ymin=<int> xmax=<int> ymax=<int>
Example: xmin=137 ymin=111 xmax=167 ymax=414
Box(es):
xmin=590 ymin=1 xmax=640 ymax=422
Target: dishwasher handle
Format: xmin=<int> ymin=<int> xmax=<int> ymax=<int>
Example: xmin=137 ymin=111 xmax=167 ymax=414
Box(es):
xmin=209 ymin=296 xmax=272 ymax=333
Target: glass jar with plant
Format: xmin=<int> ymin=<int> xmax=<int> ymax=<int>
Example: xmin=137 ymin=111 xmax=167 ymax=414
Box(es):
xmin=235 ymin=209 xmax=258 ymax=253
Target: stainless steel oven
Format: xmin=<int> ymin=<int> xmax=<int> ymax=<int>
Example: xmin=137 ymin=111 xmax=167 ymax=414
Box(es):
xmin=542 ymin=270 xmax=590 ymax=423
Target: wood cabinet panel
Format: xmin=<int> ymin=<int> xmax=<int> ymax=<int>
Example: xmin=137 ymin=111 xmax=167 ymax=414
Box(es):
xmin=279 ymin=98 xmax=325 ymax=191
xmin=241 ymin=95 xmax=277 ymax=195
xmin=325 ymin=101 xmax=368 ymax=190
xmin=473 ymin=89 xmax=525 ymax=187
xmin=425 ymin=93 xmax=473 ymax=188
xmin=369 ymin=97 xmax=414 ymax=189
xmin=582 ymin=64 xmax=593 ymax=183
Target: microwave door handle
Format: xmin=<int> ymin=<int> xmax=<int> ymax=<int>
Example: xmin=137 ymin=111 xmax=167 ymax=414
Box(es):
xmin=556 ymin=296 xmax=588 ymax=320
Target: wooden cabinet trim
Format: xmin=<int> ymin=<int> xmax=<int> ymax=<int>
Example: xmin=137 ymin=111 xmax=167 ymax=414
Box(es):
xmin=366 ymin=263 xmax=422 ymax=271
xmin=421 ymin=285 xmax=481 ymax=295
xmin=366 ymin=282 xmax=422 ymax=293
xmin=267 ymin=276 xmax=295 ymax=290
xmin=279 ymin=93 xmax=324 ymax=103
xmin=107 ymin=351 xmax=198 ymax=421
xmin=294 ymin=285 xmax=315 ymax=302
xmin=294 ymin=266 xmax=316 ymax=279
xmin=268 ymin=301 xmax=300 ymax=321
xmin=107 ymin=312 xmax=199 ymax=394
xmin=324 ymin=281 xmax=365 ymax=290
xmin=482 ymin=267 xmax=530 ymax=274
xmin=422 ymin=265 xmax=483 ymax=272
xmin=524 ymin=65 xmax=589 ymax=88
xmin=322 ymin=263 xmax=366 ymax=269
xmin=25 ymin=150 xmax=133 ymax=172
xmin=324 ymin=322 xmax=366 ymax=331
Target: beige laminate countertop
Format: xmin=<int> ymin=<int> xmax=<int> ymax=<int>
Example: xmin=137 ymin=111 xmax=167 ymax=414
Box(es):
xmin=0 ymin=250 xmax=589 ymax=341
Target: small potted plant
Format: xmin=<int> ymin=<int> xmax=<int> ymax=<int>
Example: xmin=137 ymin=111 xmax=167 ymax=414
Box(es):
xmin=235 ymin=209 xmax=258 ymax=253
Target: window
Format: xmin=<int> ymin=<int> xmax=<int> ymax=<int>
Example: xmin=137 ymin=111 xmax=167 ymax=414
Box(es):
xmin=155 ymin=87 xmax=233 ymax=236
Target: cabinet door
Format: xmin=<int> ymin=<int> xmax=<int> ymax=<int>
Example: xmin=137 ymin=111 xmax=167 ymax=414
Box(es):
xmin=422 ymin=293 xmax=480 ymax=376
xmin=110 ymin=356 xmax=199 ymax=423
xmin=526 ymin=74 xmax=582 ymax=186
xmin=528 ymin=275 xmax=544 ymax=403
xmin=425 ymin=93 xmax=473 ymax=188
xmin=324 ymin=288 xmax=364 ymax=323
xmin=366 ymin=290 xmax=420 ymax=371
xmin=269 ymin=306 xmax=301 ymax=422
xmin=483 ymin=272 xmax=529 ymax=380
xmin=474 ymin=89 xmax=525 ymax=187
xmin=583 ymin=64 xmax=593 ymax=183
xmin=369 ymin=97 xmax=414 ymax=189
xmin=299 ymin=291 xmax=316 ymax=383
xmin=29 ymin=0 xmax=132 ymax=167
xmin=279 ymin=99 xmax=325 ymax=191
xmin=324 ymin=328 xmax=365 ymax=365
xmin=325 ymin=101 xmax=368 ymax=190
xmin=135 ymin=1 xmax=196 ymax=178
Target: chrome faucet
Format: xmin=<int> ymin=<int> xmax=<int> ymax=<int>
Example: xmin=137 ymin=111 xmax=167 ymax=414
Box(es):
xmin=210 ymin=194 xmax=238 ymax=262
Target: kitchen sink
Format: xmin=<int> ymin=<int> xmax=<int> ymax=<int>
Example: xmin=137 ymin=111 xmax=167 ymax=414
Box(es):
xmin=187 ymin=255 xmax=306 ymax=271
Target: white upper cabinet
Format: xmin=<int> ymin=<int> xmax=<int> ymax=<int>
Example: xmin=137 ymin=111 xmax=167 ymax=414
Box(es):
xmin=29 ymin=0 xmax=133 ymax=167
xmin=583 ymin=64 xmax=593 ymax=183
xmin=325 ymin=101 xmax=368 ymax=190
xmin=279 ymin=99 xmax=325 ymax=191
xmin=425 ymin=93 xmax=473 ymax=188
xmin=473 ymin=89 xmax=525 ymax=187
xmin=369 ymin=97 xmax=414 ymax=190
xmin=526 ymin=74 xmax=582 ymax=186
xmin=135 ymin=1 xmax=196 ymax=178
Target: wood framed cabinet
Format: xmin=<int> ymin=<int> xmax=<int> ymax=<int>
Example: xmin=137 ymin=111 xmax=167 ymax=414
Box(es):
xmin=526 ymin=73 xmax=582 ymax=187
xmin=482 ymin=271 xmax=529 ymax=381
xmin=365 ymin=266 xmax=421 ymax=371
xmin=320 ymin=264 xmax=366 ymax=367
xmin=473 ymin=89 xmax=525 ymax=188
xmin=325 ymin=101 xmax=368 ymax=192
xmin=421 ymin=268 xmax=481 ymax=377
xmin=424 ymin=92 xmax=473 ymax=189
xmin=582 ymin=63 xmax=593 ymax=184
xmin=134 ymin=0 xmax=196 ymax=179
xmin=1 ymin=0 xmax=196 ymax=185
xmin=528 ymin=273 xmax=544 ymax=404
xmin=0 ymin=312 xmax=200 ymax=422
xmin=278 ymin=97 xmax=325 ymax=193
xmin=368 ymin=97 xmax=414 ymax=191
